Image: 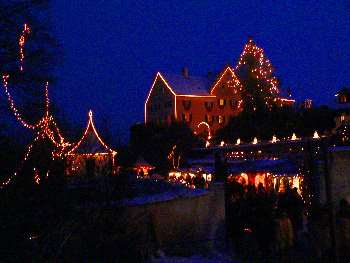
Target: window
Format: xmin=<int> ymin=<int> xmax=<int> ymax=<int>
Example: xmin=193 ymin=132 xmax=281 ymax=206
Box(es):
xmin=182 ymin=113 xmax=192 ymax=123
xmin=218 ymin=115 xmax=225 ymax=124
xmin=164 ymin=101 xmax=172 ymax=108
xmin=182 ymin=100 xmax=192 ymax=110
xmin=205 ymin=114 xmax=213 ymax=125
xmin=340 ymin=95 xmax=348 ymax=104
xmin=205 ymin=101 xmax=214 ymax=111
xmin=218 ymin=99 xmax=225 ymax=108
xmin=230 ymin=99 xmax=238 ymax=109
xmin=341 ymin=114 xmax=345 ymax=122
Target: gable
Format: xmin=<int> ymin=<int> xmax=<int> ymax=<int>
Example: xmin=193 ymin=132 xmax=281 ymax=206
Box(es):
xmin=145 ymin=73 xmax=176 ymax=106
xmin=210 ymin=66 xmax=242 ymax=96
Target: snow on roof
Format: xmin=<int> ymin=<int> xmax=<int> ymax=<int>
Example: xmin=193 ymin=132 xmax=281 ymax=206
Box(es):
xmin=68 ymin=111 xmax=116 ymax=155
xmin=161 ymin=72 xmax=212 ymax=96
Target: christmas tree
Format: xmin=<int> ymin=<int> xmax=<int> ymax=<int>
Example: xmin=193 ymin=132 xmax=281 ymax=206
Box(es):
xmin=235 ymin=37 xmax=280 ymax=112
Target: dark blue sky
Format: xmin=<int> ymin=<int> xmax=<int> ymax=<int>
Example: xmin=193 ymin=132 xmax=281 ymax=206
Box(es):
xmin=51 ymin=0 xmax=350 ymax=142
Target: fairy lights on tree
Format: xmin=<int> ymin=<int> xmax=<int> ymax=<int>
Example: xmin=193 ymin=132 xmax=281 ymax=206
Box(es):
xmin=0 ymin=24 xmax=70 ymax=188
xmin=235 ymin=37 xmax=281 ymax=112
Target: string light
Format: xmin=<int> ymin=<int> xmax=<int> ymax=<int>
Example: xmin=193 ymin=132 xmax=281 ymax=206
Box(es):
xmin=210 ymin=66 xmax=242 ymax=95
xmin=19 ymin=23 xmax=30 ymax=71
xmin=0 ymin=24 xmax=71 ymax=188
xmin=2 ymin=75 xmax=36 ymax=129
xmin=236 ymin=38 xmax=284 ymax=103
xmin=67 ymin=110 xmax=116 ymax=155
xmin=197 ymin=121 xmax=212 ymax=140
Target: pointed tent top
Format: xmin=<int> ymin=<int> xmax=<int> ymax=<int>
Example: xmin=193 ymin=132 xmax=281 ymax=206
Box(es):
xmin=67 ymin=110 xmax=116 ymax=155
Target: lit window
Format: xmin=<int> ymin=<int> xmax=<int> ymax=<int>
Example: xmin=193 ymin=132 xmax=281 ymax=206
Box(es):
xmin=341 ymin=115 xmax=345 ymax=122
xmin=219 ymin=99 xmax=225 ymax=107
xmin=218 ymin=115 xmax=225 ymax=124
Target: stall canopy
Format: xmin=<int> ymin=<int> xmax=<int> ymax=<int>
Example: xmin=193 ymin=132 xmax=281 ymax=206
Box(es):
xmin=227 ymin=159 xmax=298 ymax=174
xmin=68 ymin=110 xmax=116 ymax=155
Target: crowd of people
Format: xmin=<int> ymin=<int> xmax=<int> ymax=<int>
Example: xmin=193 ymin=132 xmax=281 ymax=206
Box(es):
xmin=226 ymin=179 xmax=350 ymax=262
xmin=227 ymin=179 xmax=307 ymax=262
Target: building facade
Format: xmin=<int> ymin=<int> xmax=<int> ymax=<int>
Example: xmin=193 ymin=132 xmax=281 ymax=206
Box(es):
xmin=145 ymin=66 xmax=294 ymax=135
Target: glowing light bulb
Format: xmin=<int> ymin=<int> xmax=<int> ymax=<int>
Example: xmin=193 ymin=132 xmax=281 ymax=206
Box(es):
xmin=313 ymin=131 xmax=320 ymax=139
xmin=271 ymin=135 xmax=277 ymax=143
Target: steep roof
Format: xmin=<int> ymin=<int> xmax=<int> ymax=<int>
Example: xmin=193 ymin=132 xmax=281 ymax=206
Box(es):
xmin=68 ymin=111 xmax=116 ymax=155
xmin=161 ymin=72 xmax=213 ymax=96
xmin=209 ymin=66 xmax=240 ymax=94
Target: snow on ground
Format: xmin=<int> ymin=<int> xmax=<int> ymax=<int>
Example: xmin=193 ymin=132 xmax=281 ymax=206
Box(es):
xmin=115 ymin=188 xmax=208 ymax=206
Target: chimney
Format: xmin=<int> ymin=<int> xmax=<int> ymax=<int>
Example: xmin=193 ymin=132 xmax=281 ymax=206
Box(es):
xmin=182 ymin=67 xmax=189 ymax=78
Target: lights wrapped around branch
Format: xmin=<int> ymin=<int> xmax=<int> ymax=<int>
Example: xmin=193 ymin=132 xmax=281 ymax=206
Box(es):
xmin=19 ymin=23 xmax=30 ymax=71
xmin=0 ymin=24 xmax=71 ymax=188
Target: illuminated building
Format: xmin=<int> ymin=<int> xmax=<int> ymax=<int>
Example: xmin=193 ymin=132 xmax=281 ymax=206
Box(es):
xmin=65 ymin=111 xmax=117 ymax=178
xmin=145 ymin=66 xmax=294 ymax=134
xmin=145 ymin=39 xmax=295 ymax=135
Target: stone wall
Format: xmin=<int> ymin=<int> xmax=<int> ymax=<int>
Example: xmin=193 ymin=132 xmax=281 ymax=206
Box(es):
xmin=118 ymin=182 xmax=226 ymax=254
xmin=328 ymin=147 xmax=350 ymax=205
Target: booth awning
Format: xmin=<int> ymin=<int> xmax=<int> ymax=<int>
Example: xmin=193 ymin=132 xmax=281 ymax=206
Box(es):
xmin=228 ymin=159 xmax=299 ymax=174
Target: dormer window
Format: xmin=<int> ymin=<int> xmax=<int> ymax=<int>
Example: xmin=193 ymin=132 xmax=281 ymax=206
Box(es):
xmin=182 ymin=100 xmax=192 ymax=110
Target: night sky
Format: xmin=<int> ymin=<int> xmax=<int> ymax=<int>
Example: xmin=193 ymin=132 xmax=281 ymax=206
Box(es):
xmin=51 ymin=0 xmax=350 ymax=143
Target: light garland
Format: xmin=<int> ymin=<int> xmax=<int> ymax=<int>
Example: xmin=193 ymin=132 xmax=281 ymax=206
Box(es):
xmin=210 ymin=66 xmax=242 ymax=95
xmin=67 ymin=110 xmax=116 ymax=156
xmin=19 ymin=23 xmax=30 ymax=71
xmin=0 ymin=24 xmax=71 ymax=188
xmin=2 ymin=75 xmax=36 ymax=129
